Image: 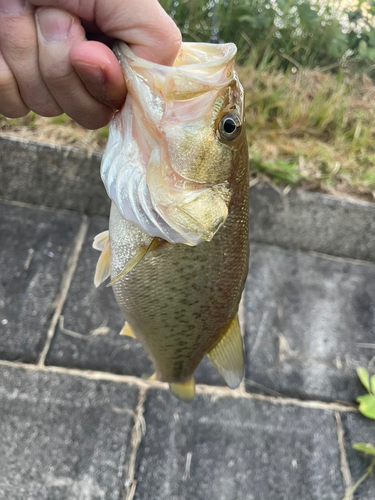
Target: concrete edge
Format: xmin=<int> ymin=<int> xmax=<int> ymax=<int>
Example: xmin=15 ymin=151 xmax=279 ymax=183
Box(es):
xmin=1 ymin=135 xmax=375 ymax=261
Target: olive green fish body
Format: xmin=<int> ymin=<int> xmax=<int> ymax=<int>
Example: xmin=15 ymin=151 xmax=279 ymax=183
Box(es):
xmin=95 ymin=41 xmax=250 ymax=399
xmin=110 ymin=137 xmax=249 ymax=383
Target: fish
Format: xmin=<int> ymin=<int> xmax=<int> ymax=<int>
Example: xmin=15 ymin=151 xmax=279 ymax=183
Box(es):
xmin=93 ymin=41 xmax=249 ymax=401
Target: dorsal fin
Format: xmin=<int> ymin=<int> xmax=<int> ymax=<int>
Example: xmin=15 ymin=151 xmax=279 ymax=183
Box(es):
xmin=207 ymin=315 xmax=244 ymax=389
xmin=169 ymin=378 xmax=195 ymax=402
xmin=93 ymin=231 xmax=111 ymax=287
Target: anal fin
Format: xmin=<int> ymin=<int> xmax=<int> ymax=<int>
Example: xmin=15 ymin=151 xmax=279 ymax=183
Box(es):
xmin=119 ymin=322 xmax=136 ymax=338
xmin=169 ymin=378 xmax=195 ymax=402
xmin=208 ymin=315 xmax=244 ymax=389
xmin=108 ymin=237 xmax=164 ymax=287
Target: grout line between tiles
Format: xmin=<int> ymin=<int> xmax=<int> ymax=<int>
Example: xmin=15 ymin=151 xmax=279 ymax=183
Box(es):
xmin=0 ymin=196 xmax=80 ymax=215
xmin=37 ymin=217 xmax=89 ymax=366
xmin=250 ymin=240 xmax=375 ymax=268
xmin=123 ymin=388 xmax=147 ymax=500
xmin=0 ymin=359 xmax=358 ymax=413
xmin=335 ymin=412 xmax=353 ymax=499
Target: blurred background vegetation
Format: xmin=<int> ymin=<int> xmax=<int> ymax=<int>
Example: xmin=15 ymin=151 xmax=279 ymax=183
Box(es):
xmin=2 ymin=0 xmax=375 ymax=200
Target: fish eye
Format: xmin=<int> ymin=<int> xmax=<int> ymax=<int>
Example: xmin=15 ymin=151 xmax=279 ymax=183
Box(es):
xmin=218 ymin=113 xmax=241 ymax=140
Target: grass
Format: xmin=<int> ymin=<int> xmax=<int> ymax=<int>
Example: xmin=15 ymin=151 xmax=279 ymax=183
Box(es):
xmin=239 ymin=64 xmax=375 ymax=201
xmin=0 ymin=113 xmax=109 ymax=152
xmin=2 ymin=62 xmax=375 ymax=202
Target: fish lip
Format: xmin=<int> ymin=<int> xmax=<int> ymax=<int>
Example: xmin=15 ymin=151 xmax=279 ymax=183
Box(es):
xmin=114 ymin=41 xmax=237 ymax=72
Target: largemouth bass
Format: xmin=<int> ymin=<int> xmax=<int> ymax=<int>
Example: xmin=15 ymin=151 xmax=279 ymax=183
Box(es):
xmin=94 ymin=41 xmax=249 ymax=401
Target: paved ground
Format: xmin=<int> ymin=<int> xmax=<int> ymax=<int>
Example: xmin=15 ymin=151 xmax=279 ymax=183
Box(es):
xmin=0 ymin=199 xmax=375 ymax=500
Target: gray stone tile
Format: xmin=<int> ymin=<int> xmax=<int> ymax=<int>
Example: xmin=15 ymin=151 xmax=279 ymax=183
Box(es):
xmin=0 ymin=136 xmax=110 ymax=216
xmin=46 ymin=217 xmax=222 ymax=385
xmin=0 ymin=364 xmax=138 ymax=500
xmin=341 ymin=412 xmax=375 ymax=499
xmin=134 ymin=390 xmax=344 ymax=500
xmin=250 ymin=182 xmax=375 ymax=262
xmin=244 ymin=244 xmax=375 ymax=402
xmin=0 ymin=202 xmax=81 ymax=363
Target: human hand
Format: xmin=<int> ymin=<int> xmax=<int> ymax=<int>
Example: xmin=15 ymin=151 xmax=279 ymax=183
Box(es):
xmin=0 ymin=0 xmax=181 ymax=128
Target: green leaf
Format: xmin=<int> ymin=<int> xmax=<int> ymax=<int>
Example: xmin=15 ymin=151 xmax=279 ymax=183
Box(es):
xmin=353 ymin=443 xmax=375 ymax=456
xmin=357 ymin=394 xmax=375 ymax=419
xmin=359 ymin=39 xmax=368 ymax=57
xmin=371 ymin=375 xmax=375 ymax=396
xmin=357 ymin=367 xmax=371 ymax=392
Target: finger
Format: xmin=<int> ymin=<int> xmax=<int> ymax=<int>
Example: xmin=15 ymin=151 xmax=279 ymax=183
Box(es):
xmin=28 ymin=0 xmax=181 ymax=65
xmin=35 ymin=7 xmax=114 ymax=129
xmin=0 ymin=0 xmax=62 ymax=116
xmin=70 ymin=41 xmax=126 ymax=110
xmin=96 ymin=0 xmax=182 ymax=66
xmin=0 ymin=48 xmax=29 ymax=118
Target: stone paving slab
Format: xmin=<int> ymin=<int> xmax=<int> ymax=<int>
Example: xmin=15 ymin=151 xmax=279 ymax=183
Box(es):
xmin=0 ymin=136 xmax=109 ymax=216
xmin=133 ymin=389 xmax=345 ymax=500
xmin=249 ymin=182 xmax=375 ymax=262
xmin=0 ymin=364 xmax=138 ymax=500
xmin=244 ymin=244 xmax=375 ymax=403
xmin=341 ymin=412 xmax=375 ymax=500
xmin=0 ymin=202 xmax=81 ymax=363
xmin=45 ymin=216 xmax=222 ymax=386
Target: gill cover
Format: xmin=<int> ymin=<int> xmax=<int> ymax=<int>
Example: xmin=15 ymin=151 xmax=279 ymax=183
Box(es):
xmin=101 ymin=42 xmax=244 ymax=246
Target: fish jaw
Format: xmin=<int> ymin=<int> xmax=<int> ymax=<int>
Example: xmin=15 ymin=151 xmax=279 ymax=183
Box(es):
xmin=101 ymin=41 xmax=245 ymax=246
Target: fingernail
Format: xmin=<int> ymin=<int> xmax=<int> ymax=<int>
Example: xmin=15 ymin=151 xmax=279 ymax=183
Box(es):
xmin=0 ymin=0 xmax=26 ymax=15
xmin=72 ymin=62 xmax=105 ymax=85
xmin=37 ymin=7 xmax=73 ymax=43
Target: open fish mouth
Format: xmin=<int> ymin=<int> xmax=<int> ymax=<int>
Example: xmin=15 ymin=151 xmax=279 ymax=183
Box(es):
xmin=101 ymin=41 xmax=244 ymax=246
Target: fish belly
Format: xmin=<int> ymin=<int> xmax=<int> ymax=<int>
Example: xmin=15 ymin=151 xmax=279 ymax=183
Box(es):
xmin=109 ymin=182 xmax=249 ymax=383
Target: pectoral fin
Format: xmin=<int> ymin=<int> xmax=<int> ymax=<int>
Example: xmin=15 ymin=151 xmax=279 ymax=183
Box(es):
xmin=107 ymin=237 xmax=164 ymax=287
xmin=93 ymin=231 xmax=111 ymax=287
xmin=208 ymin=315 xmax=244 ymax=389
xmin=119 ymin=323 xmax=136 ymax=338
xmin=93 ymin=230 xmax=109 ymax=251
xmin=169 ymin=378 xmax=195 ymax=402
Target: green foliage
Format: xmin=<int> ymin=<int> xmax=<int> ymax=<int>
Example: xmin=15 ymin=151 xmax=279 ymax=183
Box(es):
xmin=342 ymin=442 xmax=375 ymax=500
xmin=353 ymin=443 xmax=375 ymax=457
xmin=52 ymin=114 xmax=70 ymax=125
xmin=356 ymin=367 xmax=375 ymax=420
xmin=343 ymin=370 xmax=375 ymax=500
xmin=160 ymin=0 xmax=375 ymax=71
xmin=358 ymin=366 xmax=371 ymax=392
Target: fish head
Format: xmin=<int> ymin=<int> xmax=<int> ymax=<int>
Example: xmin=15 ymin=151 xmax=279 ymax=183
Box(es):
xmin=101 ymin=42 xmax=246 ymax=245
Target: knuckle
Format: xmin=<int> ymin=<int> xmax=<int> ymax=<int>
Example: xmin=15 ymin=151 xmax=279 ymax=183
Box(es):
xmin=0 ymin=18 xmax=35 ymax=59
xmin=41 ymin=66 xmax=69 ymax=85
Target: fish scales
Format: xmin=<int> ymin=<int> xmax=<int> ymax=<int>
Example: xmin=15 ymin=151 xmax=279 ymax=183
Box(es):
xmin=110 ymin=139 xmax=248 ymax=382
xmin=95 ymin=41 xmax=249 ymax=400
